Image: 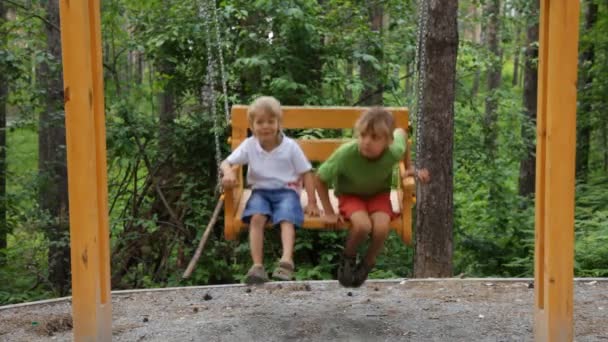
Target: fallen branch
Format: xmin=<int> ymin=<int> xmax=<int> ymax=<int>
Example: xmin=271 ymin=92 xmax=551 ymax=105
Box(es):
xmin=182 ymin=197 xmax=224 ymax=279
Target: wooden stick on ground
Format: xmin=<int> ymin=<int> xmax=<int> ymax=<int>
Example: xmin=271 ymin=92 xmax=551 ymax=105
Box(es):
xmin=182 ymin=197 xmax=224 ymax=279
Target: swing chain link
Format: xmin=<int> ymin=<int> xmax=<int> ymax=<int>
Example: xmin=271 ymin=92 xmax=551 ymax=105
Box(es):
xmin=414 ymin=0 xmax=429 ymax=171
xmin=200 ymin=0 xmax=223 ymax=190
xmin=211 ymin=1 xmax=230 ymax=123
xmin=199 ymin=0 xmax=232 ymax=192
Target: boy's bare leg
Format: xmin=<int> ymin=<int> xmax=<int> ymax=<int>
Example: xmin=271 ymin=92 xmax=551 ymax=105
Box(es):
xmin=279 ymin=221 xmax=295 ymax=265
xmin=338 ymin=211 xmax=371 ymax=286
xmin=268 ymin=221 xmax=297 ymax=281
xmin=249 ymin=214 xmax=267 ymax=266
xmin=363 ymin=212 xmax=392 ymax=267
xmin=344 ymin=211 xmax=372 ymax=257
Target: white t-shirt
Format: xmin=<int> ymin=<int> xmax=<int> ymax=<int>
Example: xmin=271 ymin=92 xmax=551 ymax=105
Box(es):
xmin=226 ymin=134 xmax=312 ymax=191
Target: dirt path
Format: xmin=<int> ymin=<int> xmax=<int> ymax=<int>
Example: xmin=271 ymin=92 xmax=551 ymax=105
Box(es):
xmin=1 ymin=279 xmax=607 ymax=341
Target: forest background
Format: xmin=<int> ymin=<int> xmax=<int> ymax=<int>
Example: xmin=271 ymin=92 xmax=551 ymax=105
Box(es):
xmin=0 ymin=0 xmax=606 ymax=304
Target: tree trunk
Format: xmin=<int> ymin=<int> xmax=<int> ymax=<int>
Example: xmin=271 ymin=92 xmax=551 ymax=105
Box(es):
xmin=403 ymin=61 xmax=410 ymax=99
xmin=471 ymin=69 xmax=481 ymax=98
xmin=512 ymin=47 xmax=520 ymax=86
xmin=359 ymin=0 xmax=384 ymax=105
xmin=158 ymin=63 xmax=176 ymax=156
xmin=469 ymin=7 xmax=482 ymax=98
xmin=518 ymin=0 xmax=539 ymax=198
xmin=345 ymin=60 xmax=353 ymax=104
xmin=602 ymin=119 xmax=608 ymax=173
xmin=483 ymin=0 xmax=502 ymax=159
xmin=136 ymin=51 xmax=144 ymax=85
xmin=39 ymin=0 xmax=70 ymax=295
xmin=0 ymin=1 xmax=7 ymax=262
xmin=511 ymin=7 xmax=521 ymax=87
xmin=413 ymin=0 xmax=458 ymax=278
xmin=601 ymin=1 xmax=607 ymax=173
xmin=575 ymin=0 xmax=598 ymax=181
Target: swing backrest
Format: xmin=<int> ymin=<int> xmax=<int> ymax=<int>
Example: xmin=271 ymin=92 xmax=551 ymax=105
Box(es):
xmin=229 ymin=105 xmax=410 ymax=161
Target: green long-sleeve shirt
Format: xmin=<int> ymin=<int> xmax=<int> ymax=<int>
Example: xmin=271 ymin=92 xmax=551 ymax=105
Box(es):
xmin=317 ymin=130 xmax=406 ymax=197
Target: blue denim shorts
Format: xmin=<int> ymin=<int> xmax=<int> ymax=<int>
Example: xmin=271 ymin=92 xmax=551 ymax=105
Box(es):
xmin=242 ymin=189 xmax=304 ymax=227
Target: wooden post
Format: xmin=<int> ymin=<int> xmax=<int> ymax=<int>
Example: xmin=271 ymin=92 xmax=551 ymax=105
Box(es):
xmin=534 ymin=1 xmax=579 ymax=341
xmin=58 ymin=0 xmax=112 ymax=340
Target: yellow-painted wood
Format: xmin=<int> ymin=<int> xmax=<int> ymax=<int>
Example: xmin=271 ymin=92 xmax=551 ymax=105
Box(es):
xmin=399 ymin=162 xmax=414 ymax=245
xmin=59 ymin=0 xmax=112 ymax=340
xmin=232 ymin=189 xmax=404 ymax=229
xmin=230 ymin=138 xmax=350 ymax=162
xmin=223 ymin=166 xmax=243 ymax=240
xmin=231 ymin=105 xmax=409 ymax=133
xmin=225 ymin=106 xmax=414 ymax=245
xmin=534 ymin=1 xmax=579 ymax=341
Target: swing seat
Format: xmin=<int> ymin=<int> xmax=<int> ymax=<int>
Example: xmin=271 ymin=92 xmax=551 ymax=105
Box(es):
xmin=223 ymin=106 xmax=416 ymax=245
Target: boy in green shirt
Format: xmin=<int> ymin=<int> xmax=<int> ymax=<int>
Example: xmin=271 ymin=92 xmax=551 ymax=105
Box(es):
xmin=316 ymin=107 xmax=430 ymax=287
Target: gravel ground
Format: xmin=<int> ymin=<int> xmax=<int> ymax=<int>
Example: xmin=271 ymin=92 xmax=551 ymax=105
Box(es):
xmin=1 ymin=279 xmax=607 ymax=341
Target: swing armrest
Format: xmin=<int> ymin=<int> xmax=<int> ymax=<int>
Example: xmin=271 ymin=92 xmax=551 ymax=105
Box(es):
xmin=399 ymin=161 xmax=416 ymax=191
xmin=223 ymin=165 xmax=244 ymax=216
xmin=396 ymin=161 xmax=414 ymax=246
xmin=399 ymin=137 xmax=416 ymax=191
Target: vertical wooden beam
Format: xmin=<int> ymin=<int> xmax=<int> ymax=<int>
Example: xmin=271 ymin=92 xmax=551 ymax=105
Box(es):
xmin=58 ymin=0 xmax=112 ymax=340
xmin=535 ymin=1 xmax=579 ymax=341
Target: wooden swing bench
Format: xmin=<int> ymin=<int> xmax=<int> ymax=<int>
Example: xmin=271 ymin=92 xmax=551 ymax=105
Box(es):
xmin=223 ymin=106 xmax=416 ymax=245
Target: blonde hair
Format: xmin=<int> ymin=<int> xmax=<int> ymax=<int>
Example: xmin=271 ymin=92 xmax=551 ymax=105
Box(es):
xmin=354 ymin=107 xmax=395 ymax=139
xmin=247 ymin=96 xmax=282 ymax=122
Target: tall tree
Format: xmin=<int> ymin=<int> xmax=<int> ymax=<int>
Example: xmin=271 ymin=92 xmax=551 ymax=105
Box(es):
xmin=345 ymin=60 xmax=354 ymax=104
xmin=575 ymin=0 xmax=599 ymax=181
xmin=0 ymin=0 xmax=8 ymax=261
xmin=483 ymin=0 xmax=502 ymax=159
xmin=413 ymin=0 xmax=458 ymax=277
xmin=601 ymin=120 xmax=608 ymax=173
xmin=359 ymin=0 xmax=384 ymax=105
xmin=111 ymin=0 xmax=186 ymax=286
xmin=511 ymin=15 xmax=521 ymax=87
xmin=469 ymin=5 xmax=482 ymax=98
xmin=518 ymin=0 xmax=539 ymax=198
xmin=38 ymin=0 xmax=70 ymax=295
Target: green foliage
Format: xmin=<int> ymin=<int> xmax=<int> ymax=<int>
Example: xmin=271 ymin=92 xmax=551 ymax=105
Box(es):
xmin=581 ymin=2 xmax=608 ymax=173
xmin=0 ymin=127 xmax=55 ymax=305
xmin=575 ymin=175 xmax=608 ymax=277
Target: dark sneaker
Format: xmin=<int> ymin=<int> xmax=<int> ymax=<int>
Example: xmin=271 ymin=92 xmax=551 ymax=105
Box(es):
xmin=337 ymin=254 xmax=357 ymax=287
xmin=351 ymin=261 xmax=374 ymax=287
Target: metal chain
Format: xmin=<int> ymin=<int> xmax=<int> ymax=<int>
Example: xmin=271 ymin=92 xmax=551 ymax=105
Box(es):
xmin=211 ymin=1 xmax=230 ymax=123
xmin=414 ymin=0 xmax=429 ymax=170
xmin=200 ymin=0 xmax=222 ymax=187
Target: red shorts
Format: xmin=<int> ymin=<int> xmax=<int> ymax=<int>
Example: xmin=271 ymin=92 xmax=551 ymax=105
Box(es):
xmin=337 ymin=192 xmax=396 ymax=220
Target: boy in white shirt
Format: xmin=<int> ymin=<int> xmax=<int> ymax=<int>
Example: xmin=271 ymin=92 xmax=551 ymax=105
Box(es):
xmin=221 ymin=96 xmax=319 ymax=284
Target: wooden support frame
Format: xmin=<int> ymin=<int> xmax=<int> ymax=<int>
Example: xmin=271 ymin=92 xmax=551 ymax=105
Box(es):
xmin=534 ymin=1 xmax=580 ymax=341
xmin=57 ymin=0 xmax=580 ymax=340
xmin=59 ymin=0 xmax=112 ymax=340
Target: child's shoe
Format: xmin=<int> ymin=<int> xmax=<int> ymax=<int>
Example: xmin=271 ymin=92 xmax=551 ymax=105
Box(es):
xmin=272 ymin=260 xmax=295 ymax=281
xmin=337 ymin=254 xmax=357 ymax=287
xmin=351 ymin=261 xmax=374 ymax=287
xmin=245 ymin=265 xmax=269 ymax=285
